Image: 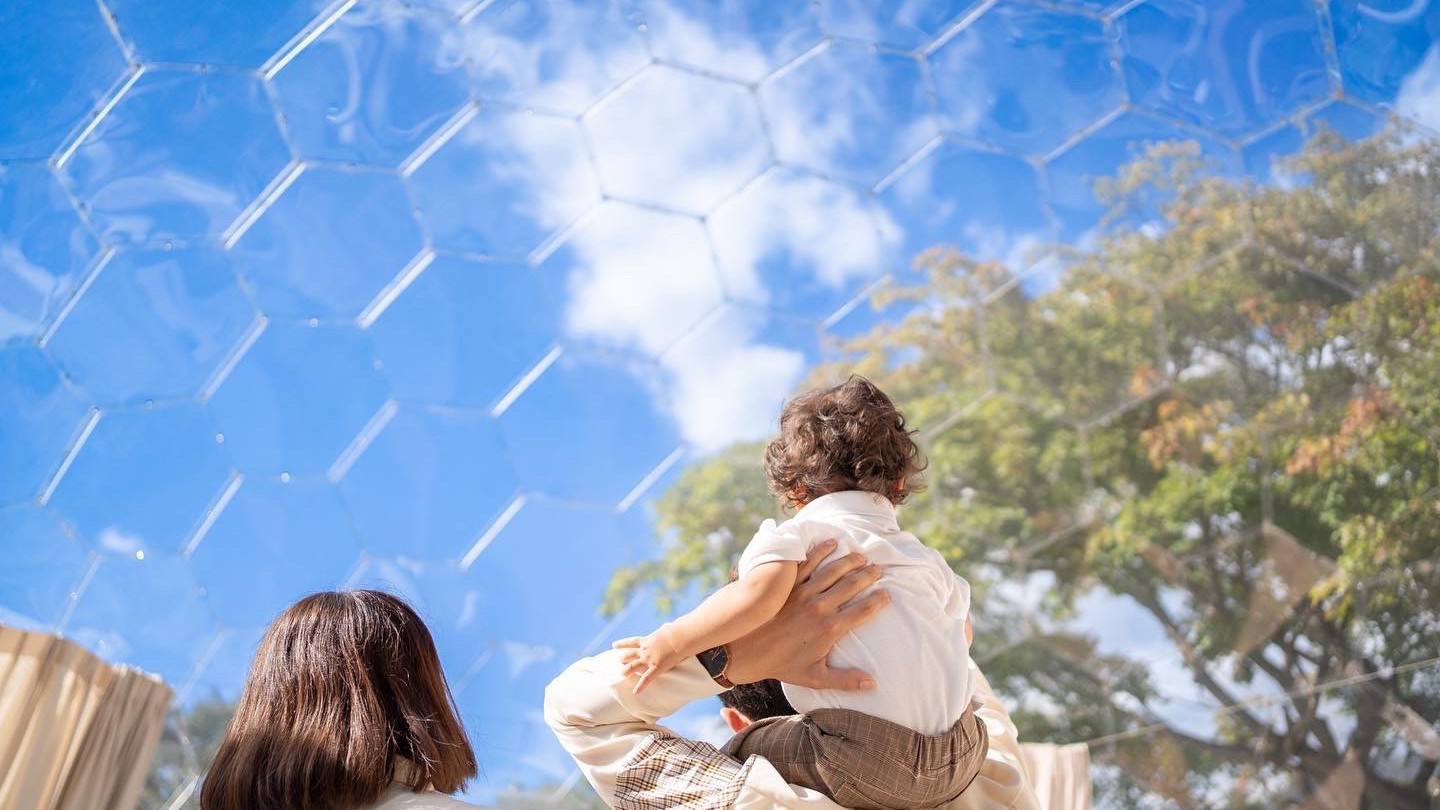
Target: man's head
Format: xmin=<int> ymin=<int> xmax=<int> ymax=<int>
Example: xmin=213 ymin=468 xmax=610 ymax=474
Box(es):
xmin=763 ymin=375 xmax=925 ymax=509
xmin=717 ymin=679 xmax=796 ymax=732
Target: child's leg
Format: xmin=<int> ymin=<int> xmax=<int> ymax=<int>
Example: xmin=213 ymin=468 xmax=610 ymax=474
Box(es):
xmin=721 ymin=708 xmax=990 ymax=810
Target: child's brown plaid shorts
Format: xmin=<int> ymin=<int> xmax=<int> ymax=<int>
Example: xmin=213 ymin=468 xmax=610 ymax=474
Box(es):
xmin=722 ymin=705 xmax=990 ymax=810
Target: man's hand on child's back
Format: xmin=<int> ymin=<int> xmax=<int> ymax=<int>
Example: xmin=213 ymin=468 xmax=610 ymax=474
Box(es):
xmin=726 ymin=540 xmax=889 ymax=689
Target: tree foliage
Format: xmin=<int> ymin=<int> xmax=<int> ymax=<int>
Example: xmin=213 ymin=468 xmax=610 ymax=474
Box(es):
xmin=608 ymin=128 xmax=1440 ymax=809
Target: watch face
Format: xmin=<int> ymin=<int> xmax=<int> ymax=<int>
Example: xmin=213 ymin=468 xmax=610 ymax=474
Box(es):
xmin=699 ymin=646 xmax=728 ymax=677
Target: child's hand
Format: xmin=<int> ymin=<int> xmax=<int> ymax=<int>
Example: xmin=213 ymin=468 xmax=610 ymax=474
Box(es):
xmin=613 ymin=624 xmax=686 ymax=694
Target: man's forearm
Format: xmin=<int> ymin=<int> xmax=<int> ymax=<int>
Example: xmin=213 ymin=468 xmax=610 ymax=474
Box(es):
xmin=544 ymin=649 xmax=846 ymax=810
xmin=544 ymin=649 xmax=733 ymax=805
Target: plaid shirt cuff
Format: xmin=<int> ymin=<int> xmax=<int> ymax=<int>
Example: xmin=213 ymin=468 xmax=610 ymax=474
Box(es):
xmin=614 ymin=730 xmax=755 ymax=810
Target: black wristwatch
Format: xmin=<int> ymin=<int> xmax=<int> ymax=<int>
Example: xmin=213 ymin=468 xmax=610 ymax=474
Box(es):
xmin=696 ymin=645 xmax=734 ymax=688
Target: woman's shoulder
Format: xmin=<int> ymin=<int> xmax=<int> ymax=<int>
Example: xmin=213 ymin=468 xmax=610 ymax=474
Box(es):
xmin=371 ymin=785 xmax=488 ymax=810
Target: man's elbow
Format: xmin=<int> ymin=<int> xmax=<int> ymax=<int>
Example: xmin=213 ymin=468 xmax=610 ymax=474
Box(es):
xmin=544 ymin=661 xmax=594 ymax=731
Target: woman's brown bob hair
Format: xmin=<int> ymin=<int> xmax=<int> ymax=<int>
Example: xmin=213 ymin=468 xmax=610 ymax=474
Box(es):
xmin=201 ymin=590 xmax=477 ymax=810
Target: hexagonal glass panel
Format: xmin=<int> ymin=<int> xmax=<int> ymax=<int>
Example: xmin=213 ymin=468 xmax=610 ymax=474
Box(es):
xmin=1238 ymin=98 xmax=1382 ymax=185
xmin=1329 ymin=0 xmax=1440 ymax=110
xmin=457 ymin=501 xmax=652 ymax=708
xmin=762 ymin=41 xmax=937 ymax=186
xmin=268 ymin=1 xmax=472 ymax=166
xmin=0 ymin=162 xmax=99 ymax=343
xmin=929 ymin=3 xmax=1123 ymax=157
xmin=105 ymin=0 xmax=333 ymax=67
xmin=584 ymin=65 xmax=770 ymax=215
xmin=230 ymin=166 xmax=425 ymax=320
xmin=0 ymin=345 xmax=90 ymax=508
xmin=659 ymin=306 xmax=819 ymax=452
xmin=178 ymin=623 xmax=266 ymax=704
xmin=337 ymin=406 xmax=517 ymax=560
xmin=546 ymin=202 xmax=723 ymax=357
xmin=495 ymin=348 xmax=681 ymax=505
xmin=709 ymin=167 xmax=898 ymax=321
xmin=1241 ymin=101 xmax=1384 ymax=184
xmin=1117 ymin=0 xmax=1333 ymax=138
xmin=0 ymin=505 xmax=92 ymax=631
xmin=44 ymin=244 xmax=258 ymax=407
xmin=369 ymin=256 xmax=561 ymax=409
xmin=878 ymin=142 xmax=1053 ymax=272
xmin=636 ymin=0 xmax=822 ymax=83
xmin=405 ymin=105 xmax=601 ymax=258
xmin=0 ymin=0 xmax=128 ymax=160
xmin=818 ymin=0 xmax=983 ymax=50
xmin=187 ymin=476 xmax=362 ymax=628
xmin=206 ymin=321 xmax=389 ymax=477
xmin=47 ymin=403 xmax=232 ymax=554
xmin=1045 ymin=110 xmax=1241 ymax=241
xmin=460 ymin=0 xmax=649 ymax=115
xmin=64 ymin=551 xmax=219 ymax=686
xmin=63 ymin=70 xmax=291 ymax=244
xmin=345 ymin=553 xmax=501 ymax=681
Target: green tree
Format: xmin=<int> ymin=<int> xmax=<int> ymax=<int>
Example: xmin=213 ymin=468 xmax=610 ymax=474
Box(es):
xmin=141 ymin=697 xmax=234 ymax=809
xmin=608 ymin=128 xmax=1440 ymax=809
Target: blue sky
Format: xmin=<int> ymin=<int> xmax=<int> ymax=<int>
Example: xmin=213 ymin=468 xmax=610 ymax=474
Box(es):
xmin=2 ymin=0 xmax=1438 ymax=801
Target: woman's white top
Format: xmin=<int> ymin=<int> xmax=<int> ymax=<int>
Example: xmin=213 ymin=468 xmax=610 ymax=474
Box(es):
xmin=739 ymin=490 xmax=975 ymax=734
xmin=371 ymin=784 xmax=483 ymax=809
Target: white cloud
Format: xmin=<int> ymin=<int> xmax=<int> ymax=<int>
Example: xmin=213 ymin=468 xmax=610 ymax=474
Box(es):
xmin=640 ymin=2 xmax=771 ymax=83
xmin=479 ymin=111 xmax=601 ymax=232
xmin=584 ymin=65 xmax=770 ymax=215
xmin=97 ymin=526 xmax=146 ymax=556
xmin=709 ymin=169 xmax=900 ymax=296
xmin=457 ymin=7 xmax=911 ymax=452
xmin=501 ymin=640 xmax=556 ymax=677
xmin=561 ymin=203 xmax=724 ymax=357
xmin=1396 ymin=45 xmax=1440 ymax=132
xmin=460 ymin=1 xmax=649 ymax=115
xmin=661 ymin=307 xmax=807 ymax=453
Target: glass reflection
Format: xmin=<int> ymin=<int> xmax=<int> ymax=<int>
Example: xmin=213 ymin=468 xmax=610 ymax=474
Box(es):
xmin=64 ymin=70 xmax=291 ymax=244
xmin=268 ymin=0 xmax=471 ymax=166
xmin=205 ymin=320 xmax=389 ymax=476
xmin=44 ymin=245 xmax=258 ymax=406
xmin=0 ymin=163 xmax=99 ymax=342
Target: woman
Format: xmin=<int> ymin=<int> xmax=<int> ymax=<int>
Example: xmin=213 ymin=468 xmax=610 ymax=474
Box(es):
xmin=199 ymin=550 xmax=911 ymax=810
xmin=200 ymin=590 xmax=479 ymax=810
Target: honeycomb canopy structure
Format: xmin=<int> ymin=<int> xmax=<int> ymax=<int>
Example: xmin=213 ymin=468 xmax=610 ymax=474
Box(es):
xmin=2 ymin=0 xmax=1440 ymax=807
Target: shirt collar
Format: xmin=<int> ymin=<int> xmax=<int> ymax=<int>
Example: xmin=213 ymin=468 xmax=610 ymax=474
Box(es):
xmin=794 ymin=490 xmax=899 ymax=528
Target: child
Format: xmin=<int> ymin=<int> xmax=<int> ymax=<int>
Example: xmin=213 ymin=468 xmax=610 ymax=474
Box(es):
xmin=614 ymin=376 xmax=986 ymax=810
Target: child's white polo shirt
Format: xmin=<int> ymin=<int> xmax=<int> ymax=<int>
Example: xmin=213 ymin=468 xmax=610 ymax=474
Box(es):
xmin=739 ymin=489 xmax=976 ymax=735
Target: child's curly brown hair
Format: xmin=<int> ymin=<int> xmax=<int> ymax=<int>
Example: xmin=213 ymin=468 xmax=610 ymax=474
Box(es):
xmin=763 ymin=375 xmax=926 ymax=509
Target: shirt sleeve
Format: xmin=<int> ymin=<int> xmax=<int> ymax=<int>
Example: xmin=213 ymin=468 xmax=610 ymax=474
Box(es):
xmin=944 ymin=570 xmax=972 ymax=621
xmin=736 ymin=519 xmax=809 ymax=578
xmin=543 ymin=649 xmax=848 ymax=810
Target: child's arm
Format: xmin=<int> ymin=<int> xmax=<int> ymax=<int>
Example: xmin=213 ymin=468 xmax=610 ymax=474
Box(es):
xmin=615 ymin=561 xmax=799 ymax=693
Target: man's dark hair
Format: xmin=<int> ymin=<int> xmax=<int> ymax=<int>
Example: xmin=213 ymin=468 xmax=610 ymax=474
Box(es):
xmin=718 ymin=679 xmax=796 ymax=721
xmin=763 ymin=375 xmax=925 ymax=509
